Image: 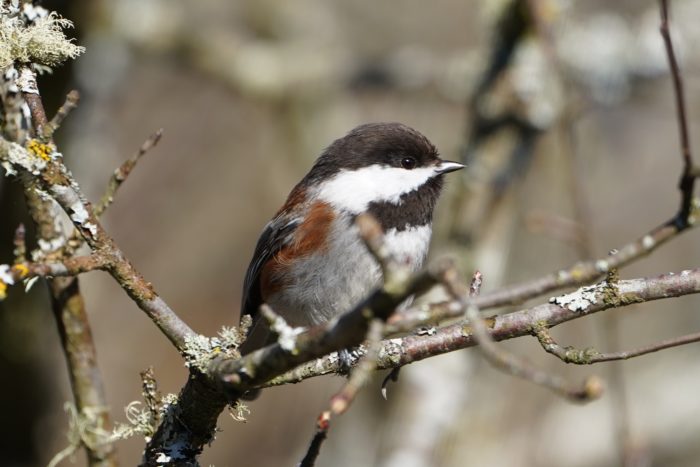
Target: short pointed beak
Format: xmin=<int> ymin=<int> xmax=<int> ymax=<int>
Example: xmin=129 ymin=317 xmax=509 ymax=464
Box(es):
xmin=435 ymin=160 xmax=465 ymax=174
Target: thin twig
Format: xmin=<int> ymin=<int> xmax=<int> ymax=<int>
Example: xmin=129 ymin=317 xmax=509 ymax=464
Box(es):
xmin=660 ymin=0 xmax=692 ymax=170
xmin=43 ymin=90 xmax=80 ymax=140
xmin=0 ymin=255 xmax=109 ymax=288
xmin=391 ymin=210 xmax=697 ymax=328
xmin=95 ymin=129 xmax=163 ymax=217
xmin=534 ymin=325 xmax=700 ymax=364
xmin=660 ymin=0 xmax=698 ymax=227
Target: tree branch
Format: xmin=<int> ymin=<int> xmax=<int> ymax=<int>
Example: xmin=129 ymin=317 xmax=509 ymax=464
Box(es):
xmin=268 ymin=268 xmax=700 ymax=386
xmin=14 ymin=59 xmax=116 ymax=466
xmin=534 ymin=324 xmax=700 ymax=364
xmin=0 ymin=254 xmax=108 ymax=291
xmin=443 ymin=268 xmax=601 ymax=402
xmin=0 ymin=137 xmax=196 ymax=351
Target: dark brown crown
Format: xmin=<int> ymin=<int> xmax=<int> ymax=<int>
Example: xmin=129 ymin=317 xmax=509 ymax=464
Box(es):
xmin=302 ymin=122 xmax=440 ymax=184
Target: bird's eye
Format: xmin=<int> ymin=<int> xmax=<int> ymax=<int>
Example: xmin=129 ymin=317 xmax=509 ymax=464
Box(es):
xmin=401 ymin=157 xmax=417 ymax=170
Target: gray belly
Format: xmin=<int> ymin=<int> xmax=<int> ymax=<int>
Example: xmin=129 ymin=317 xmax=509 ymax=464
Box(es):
xmin=268 ymin=221 xmax=432 ymax=326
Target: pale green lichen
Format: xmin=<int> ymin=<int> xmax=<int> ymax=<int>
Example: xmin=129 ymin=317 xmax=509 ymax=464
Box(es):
xmin=111 ymin=401 xmax=158 ymax=441
xmin=0 ymin=10 xmax=84 ymax=68
xmin=182 ymin=325 xmax=248 ymax=372
xmin=110 ymin=392 xmax=178 ymax=443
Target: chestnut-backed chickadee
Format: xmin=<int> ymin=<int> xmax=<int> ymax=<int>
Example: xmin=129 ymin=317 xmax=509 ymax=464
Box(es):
xmin=240 ymin=122 xmax=463 ymax=353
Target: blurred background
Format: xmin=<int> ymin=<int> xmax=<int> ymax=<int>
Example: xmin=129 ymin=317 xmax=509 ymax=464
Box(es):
xmin=2 ymin=0 xmax=700 ymax=465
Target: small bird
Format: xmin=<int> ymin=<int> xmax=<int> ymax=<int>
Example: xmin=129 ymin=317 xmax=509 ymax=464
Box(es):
xmin=240 ymin=122 xmax=463 ymax=353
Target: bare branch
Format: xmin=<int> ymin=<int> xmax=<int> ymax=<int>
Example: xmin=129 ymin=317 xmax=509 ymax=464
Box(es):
xmin=443 ymin=267 xmax=601 ymax=402
xmin=535 ymin=324 xmax=700 ymax=364
xmin=268 ymin=268 xmax=700 ymax=387
xmin=95 ymin=129 xmax=163 ymax=217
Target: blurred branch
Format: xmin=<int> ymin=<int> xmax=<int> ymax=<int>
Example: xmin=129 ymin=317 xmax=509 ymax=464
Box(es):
xmin=49 ymin=276 xmax=117 ymax=467
xmin=329 ymin=318 xmax=384 ymax=415
xmin=450 ymin=0 xmax=540 ymax=242
xmin=524 ymin=211 xmax=589 ymax=252
xmin=470 ymin=0 xmax=529 ymax=103
xmin=659 ymin=0 xmax=699 ymax=228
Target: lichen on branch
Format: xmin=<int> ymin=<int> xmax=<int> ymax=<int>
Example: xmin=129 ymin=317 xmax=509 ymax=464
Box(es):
xmin=0 ymin=4 xmax=84 ymax=69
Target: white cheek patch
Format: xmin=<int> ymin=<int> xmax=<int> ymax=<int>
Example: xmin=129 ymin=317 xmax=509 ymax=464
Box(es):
xmin=316 ymin=165 xmax=437 ymax=213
